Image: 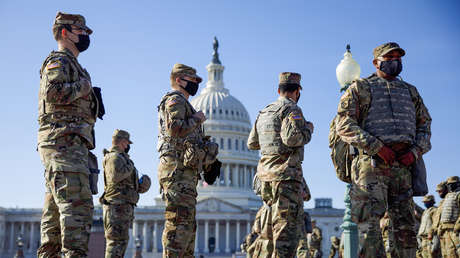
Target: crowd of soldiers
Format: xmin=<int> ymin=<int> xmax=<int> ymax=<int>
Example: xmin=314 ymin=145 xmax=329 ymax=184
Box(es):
xmin=35 ymin=11 xmax=459 ymax=258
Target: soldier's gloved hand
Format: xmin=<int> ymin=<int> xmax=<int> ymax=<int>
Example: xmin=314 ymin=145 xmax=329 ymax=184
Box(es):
xmin=398 ymin=151 xmax=416 ymax=166
xmin=377 ymin=146 xmax=396 ymax=165
xmin=193 ymin=111 xmax=206 ymax=123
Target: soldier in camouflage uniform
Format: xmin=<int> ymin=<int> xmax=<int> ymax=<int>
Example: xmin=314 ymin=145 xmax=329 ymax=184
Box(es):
xmin=37 ymin=12 xmax=98 ymax=258
xmin=157 ymin=64 xmax=218 ymax=257
xmin=100 ymin=130 xmax=151 ymax=258
xmin=336 ymin=42 xmax=432 ymax=258
xmin=430 ymin=182 xmax=447 ymax=257
xmin=297 ymin=211 xmax=311 ymax=258
xmin=248 ymin=72 xmax=313 ymax=257
xmin=242 ymin=203 xmax=273 ymax=258
xmin=329 ymin=236 xmax=341 ymax=258
xmin=416 ymin=195 xmax=439 ymax=258
xmin=309 ymin=219 xmax=323 ymax=258
xmin=437 ymin=176 xmax=460 ymax=257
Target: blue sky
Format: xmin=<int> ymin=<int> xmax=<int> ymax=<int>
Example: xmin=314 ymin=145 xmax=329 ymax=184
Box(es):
xmin=1 ymin=1 xmax=459 ymax=209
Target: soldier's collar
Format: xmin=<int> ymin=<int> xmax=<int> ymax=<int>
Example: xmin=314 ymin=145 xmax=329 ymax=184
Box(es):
xmin=278 ymin=96 xmax=295 ymax=104
xmin=54 ymin=48 xmax=76 ymax=59
xmin=169 ymin=90 xmax=186 ymax=98
xmin=110 ymin=145 xmax=124 ymax=153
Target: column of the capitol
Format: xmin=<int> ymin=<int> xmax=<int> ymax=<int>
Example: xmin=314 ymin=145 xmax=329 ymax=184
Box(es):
xmin=215 ymin=220 xmax=220 ymax=253
xmin=336 ymin=44 xmax=360 ymax=258
xmin=153 ymin=220 xmax=158 ymax=253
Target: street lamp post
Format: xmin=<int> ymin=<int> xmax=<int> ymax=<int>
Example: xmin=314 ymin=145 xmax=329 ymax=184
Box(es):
xmin=14 ymin=235 xmax=24 ymax=258
xmin=336 ymin=44 xmax=360 ymax=258
xmin=134 ymin=236 xmax=142 ymax=258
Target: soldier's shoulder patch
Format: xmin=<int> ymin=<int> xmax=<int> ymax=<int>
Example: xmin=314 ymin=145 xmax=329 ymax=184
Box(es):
xmin=46 ymin=60 xmax=62 ymax=70
xmin=166 ymin=96 xmax=183 ymax=107
xmin=289 ymin=112 xmax=302 ymax=120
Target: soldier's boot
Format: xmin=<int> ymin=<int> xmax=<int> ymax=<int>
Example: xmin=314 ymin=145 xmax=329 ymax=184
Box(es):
xmin=37 ymin=192 xmax=62 ymax=258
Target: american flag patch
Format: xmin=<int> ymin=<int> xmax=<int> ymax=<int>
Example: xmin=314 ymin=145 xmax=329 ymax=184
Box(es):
xmin=290 ymin=114 xmax=302 ymax=120
xmin=46 ymin=61 xmax=61 ymax=70
xmin=167 ymin=99 xmax=179 ymax=106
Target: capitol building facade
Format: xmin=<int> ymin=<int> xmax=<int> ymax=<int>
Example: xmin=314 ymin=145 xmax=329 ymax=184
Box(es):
xmin=0 ymin=40 xmax=344 ymax=258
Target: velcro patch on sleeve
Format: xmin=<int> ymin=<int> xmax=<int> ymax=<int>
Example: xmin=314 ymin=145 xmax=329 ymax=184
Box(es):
xmin=290 ymin=113 xmax=302 ymax=120
xmin=46 ymin=61 xmax=61 ymax=70
xmin=167 ymin=98 xmax=179 ymax=107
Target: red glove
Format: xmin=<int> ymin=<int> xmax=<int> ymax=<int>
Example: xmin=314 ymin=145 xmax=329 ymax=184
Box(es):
xmin=398 ymin=151 xmax=416 ymax=166
xmin=377 ymin=146 xmax=396 ymax=165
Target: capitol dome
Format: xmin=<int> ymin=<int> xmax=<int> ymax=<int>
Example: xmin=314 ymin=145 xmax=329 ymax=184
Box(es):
xmin=191 ymin=38 xmax=260 ymax=208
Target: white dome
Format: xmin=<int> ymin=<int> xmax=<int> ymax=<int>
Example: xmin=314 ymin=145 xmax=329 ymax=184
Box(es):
xmin=188 ymin=38 xmax=261 ymax=208
xmin=191 ymin=89 xmax=251 ymax=125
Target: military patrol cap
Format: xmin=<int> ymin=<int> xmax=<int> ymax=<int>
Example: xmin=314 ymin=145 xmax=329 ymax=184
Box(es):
xmin=446 ymin=176 xmax=460 ymax=184
xmin=279 ymin=72 xmax=301 ymax=86
xmin=436 ymin=181 xmax=447 ymax=192
xmin=311 ymin=219 xmax=316 ymax=223
xmin=54 ymin=12 xmax=93 ymax=35
xmin=422 ymin=195 xmax=434 ymax=203
xmin=112 ymin=129 xmax=133 ymax=144
xmin=373 ymin=42 xmax=405 ymax=59
xmin=171 ymin=63 xmax=202 ymax=83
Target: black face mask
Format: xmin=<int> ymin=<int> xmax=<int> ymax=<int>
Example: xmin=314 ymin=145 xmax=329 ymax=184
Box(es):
xmin=71 ymin=33 xmax=90 ymax=52
xmin=182 ymin=80 xmax=199 ymax=96
xmin=125 ymin=144 xmax=130 ymax=154
xmin=424 ymin=202 xmax=434 ymax=209
xmin=296 ymin=91 xmax=301 ymax=103
xmin=379 ymin=59 xmax=402 ymax=77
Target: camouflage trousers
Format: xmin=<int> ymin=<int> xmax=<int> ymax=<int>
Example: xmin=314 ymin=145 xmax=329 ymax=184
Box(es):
xmin=103 ymin=203 xmax=134 ymax=258
xmin=416 ymin=236 xmax=436 ymax=258
xmin=439 ymin=229 xmax=460 ymax=258
xmin=309 ymin=246 xmax=322 ymax=258
xmin=242 ymin=205 xmax=267 ymax=257
xmin=296 ymin=232 xmax=310 ymax=258
xmin=249 ymin=204 xmax=274 ymax=258
xmin=253 ymin=180 xmax=303 ymax=258
xmin=37 ymin=138 xmax=93 ymax=258
xmin=160 ymin=167 xmax=198 ymax=258
xmin=350 ymin=154 xmax=416 ymax=258
xmin=329 ymin=247 xmax=340 ymax=258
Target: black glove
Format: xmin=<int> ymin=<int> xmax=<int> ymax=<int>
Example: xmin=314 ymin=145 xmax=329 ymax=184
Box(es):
xmin=88 ymin=151 xmax=99 ymax=195
xmin=304 ymin=212 xmax=312 ymax=233
xmin=203 ymin=159 xmax=222 ymax=185
xmin=92 ymin=87 xmax=105 ymax=120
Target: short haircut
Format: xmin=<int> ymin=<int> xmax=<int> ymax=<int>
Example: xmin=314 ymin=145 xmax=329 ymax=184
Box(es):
xmin=112 ymin=136 xmax=123 ymax=146
xmin=279 ymin=83 xmax=301 ymax=93
xmin=52 ymin=24 xmax=72 ymax=41
xmin=170 ymin=73 xmax=183 ymax=86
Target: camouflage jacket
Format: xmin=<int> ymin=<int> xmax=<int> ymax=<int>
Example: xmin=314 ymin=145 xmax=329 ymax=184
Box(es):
xmin=247 ymin=96 xmax=312 ymax=182
xmin=100 ymin=146 xmax=139 ymax=205
xmin=418 ymin=206 xmax=437 ymax=236
xmin=336 ymin=73 xmax=431 ymax=156
xmin=157 ymin=90 xmax=204 ymax=180
xmin=430 ymin=199 xmax=445 ymax=236
xmin=310 ymin=226 xmax=322 ymax=249
xmin=38 ymin=48 xmax=97 ymax=149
